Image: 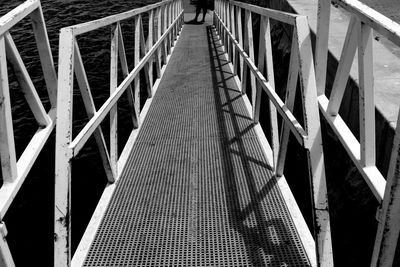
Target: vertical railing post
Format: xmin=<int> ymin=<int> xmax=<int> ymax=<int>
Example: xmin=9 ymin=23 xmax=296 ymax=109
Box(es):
xmin=0 ymin=36 xmax=17 ymax=183
xmin=221 ymin=0 xmax=225 ymax=46
xmin=295 ymin=17 xmax=333 ymax=267
xmin=163 ymin=4 xmax=168 ymax=62
xmin=221 ymin=0 xmax=224 ymax=41
xmin=226 ymin=1 xmax=231 ymax=61
xmin=110 ymin=24 xmax=119 ymax=178
xmin=276 ymin=32 xmax=299 ymax=176
xmin=54 ymin=28 xmax=75 ymax=267
xmin=230 ymin=4 xmax=237 ymax=75
xmin=372 ymin=112 xmax=400 ymax=267
xmin=236 ymin=6 xmax=244 ymax=87
xmin=241 ymin=9 xmax=251 ymax=95
xmin=358 ymin=23 xmax=375 ymax=167
xmin=148 ymin=9 xmax=154 ymax=97
xmin=168 ymin=2 xmax=173 ymax=49
xmin=133 ymin=15 xmax=141 ymax=128
xmin=256 ymin=16 xmax=279 ymax=169
xmin=244 ymin=10 xmax=256 ymax=119
xmin=217 ymin=0 xmax=221 ymax=35
xmin=156 ymin=6 xmax=163 ymax=73
xmin=217 ymin=0 xmax=221 ymax=37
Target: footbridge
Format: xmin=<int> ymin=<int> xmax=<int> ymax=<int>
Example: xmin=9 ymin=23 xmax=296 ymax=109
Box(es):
xmin=0 ymin=0 xmax=400 ymax=266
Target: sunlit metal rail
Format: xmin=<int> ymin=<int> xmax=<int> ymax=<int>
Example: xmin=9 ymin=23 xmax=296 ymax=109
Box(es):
xmin=54 ymin=0 xmax=184 ymax=265
xmin=0 ymin=0 xmax=400 ymax=266
xmin=315 ymin=0 xmax=400 ymax=266
xmin=0 ymin=0 xmax=57 ymax=265
xmin=214 ymin=0 xmax=332 ymax=265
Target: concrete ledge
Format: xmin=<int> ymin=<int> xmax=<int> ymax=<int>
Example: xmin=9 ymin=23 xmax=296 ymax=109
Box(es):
xmin=288 ymin=0 xmax=400 ymax=128
xmin=267 ymin=0 xmax=400 ymax=175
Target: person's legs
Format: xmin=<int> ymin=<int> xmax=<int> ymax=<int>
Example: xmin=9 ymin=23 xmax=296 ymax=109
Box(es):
xmin=201 ymin=7 xmax=207 ymax=22
xmin=200 ymin=1 xmax=207 ymax=22
xmin=194 ymin=4 xmax=201 ymax=21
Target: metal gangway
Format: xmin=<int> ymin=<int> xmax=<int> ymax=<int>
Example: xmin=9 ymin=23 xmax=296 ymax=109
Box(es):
xmin=0 ymin=0 xmax=400 ymax=266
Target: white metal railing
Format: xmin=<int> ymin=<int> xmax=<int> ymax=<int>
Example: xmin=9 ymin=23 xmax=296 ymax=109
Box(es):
xmin=54 ymin=0 xmax=183 ymax=266
xmin=214 ymin=0 xmax=333 ymax=266
xmin=315 ymin=0 xmax=400 ymax=266
xmin=0 ymin=0 xmax=57 ymax=265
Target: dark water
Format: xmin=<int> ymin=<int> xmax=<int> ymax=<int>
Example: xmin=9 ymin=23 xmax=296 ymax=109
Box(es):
xmin=1 ymin=0 xmax=158 ymax=266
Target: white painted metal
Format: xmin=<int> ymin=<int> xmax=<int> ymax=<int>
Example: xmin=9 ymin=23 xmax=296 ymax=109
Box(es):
xmin=244 ymin=10 xmax=257 ymax=121
xmin=236 ymin=7 xmax=244 ymax=86
xmin=133 ymin=15 xmax=142 ymax=129
xmin=214 ymin=10 xmax=306 ymax=144
xmin=30 ymin=5 xmax=58 ymax=106
xmin=331 ymin=0 xmax=400 ymax=47
xmin=371 ymin=111 xmax=400 ymax=267
xmin=315 ymin=0 xmax=394 ymax=200
xmin=0 ymin=37 xmax=17 ymax=184
xmin=327 ymin=15 xmax=358 ymax=116
xmin=277 ymin=33 xmax=299 ymax=177
xmin=148 ymin=10 xmax=154 ymax=97
xmin=218 ymin=24 xmax=318 ymax=267
xmin=258 ymin=16 xmax=279 ymax=170
xmin=70 ymin=1 xmax=173 ymax=36
xmin=319 ymin=95 xmax=385 ymax=201
xmin=110 ymin=24 xmax=119 ymax=178
xmin=315 ymin=0 xmax=400 ymax=263
xmin=358 ymin=22 xmax=375 ymax=167
xmin=0 ymin=0 xmax=39 ymax=36
xmin=0 ymin=6 xmax=57 ymax=265
xmin=254 ymin=17 xmax=265 ymax=124
xmin=0 ymin=0 xmax=57 ymax=234
xmin=215 ymin=1 xmax=333 ymax=265
xmin=73 ymin=41 xmax=114 ymax=183
xmin=295 ymin=16 xmax=333 ymax=266
xmin=5 ymin=33 xmax=51 ymax=127
xmin=138 ymin=17 xmax=152 ymax=99
xmin=230 ymin=4 xmax=236 ymax=75
xmin=54 ymin=2 xmax=183 ymax=265
xmin=116 ymin=23 xmax=136 ymax=126
xmin=0 ymin=113 xmax=54 ymax=217
xmin=0 ymin=222 xmax=14 ymax=267
xmin=241 ymin=10 xmax=249 ymax=95
xmin=230 ymin=0 xmax=298 ymax=25
xmin=72 ymin=34 xmax=181 ymax=267
xmin=55 ymin=28 xmax=75 ymax=267
xmin=69 ymin=11 xmax=182 ymax=156
xmin=156 ymin=7 xmax=162 ymax=76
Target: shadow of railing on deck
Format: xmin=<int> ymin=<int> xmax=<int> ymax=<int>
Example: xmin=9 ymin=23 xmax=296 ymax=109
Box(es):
xmin=205 ymin=25 xmax=310 ymax=266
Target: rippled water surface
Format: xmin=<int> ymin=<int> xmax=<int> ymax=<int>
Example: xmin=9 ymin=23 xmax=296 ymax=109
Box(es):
xmin=0 ymin=0 xmax=159 ymax=265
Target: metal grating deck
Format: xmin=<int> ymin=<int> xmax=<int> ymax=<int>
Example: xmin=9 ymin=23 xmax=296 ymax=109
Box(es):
xmin=83 ymin=15 xmax=311 ymax=267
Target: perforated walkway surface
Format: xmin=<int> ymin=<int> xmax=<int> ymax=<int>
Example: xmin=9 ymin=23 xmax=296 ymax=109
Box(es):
xmin=83 ymin=15 xmax=311 ymax=267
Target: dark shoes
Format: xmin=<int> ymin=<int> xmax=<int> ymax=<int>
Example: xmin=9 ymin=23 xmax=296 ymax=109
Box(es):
xmin=186 ymin=19 xmax=204 ymax=24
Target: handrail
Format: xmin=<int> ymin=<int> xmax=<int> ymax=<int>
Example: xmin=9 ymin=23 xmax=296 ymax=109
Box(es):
xmin=54 ymin=0 xmax=184 ymax=266
xmin=70 ymin=1 xmax=167 ymax=36
xmin=0 ymin=0 xmax=57 ymax=265
xmin=214 ymin=0 xmax=333 ymax=266
xmin=315 ymin=0 xmax=400 ymax=266
xmin=229 ymin=1 xmax=299 ymax=25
